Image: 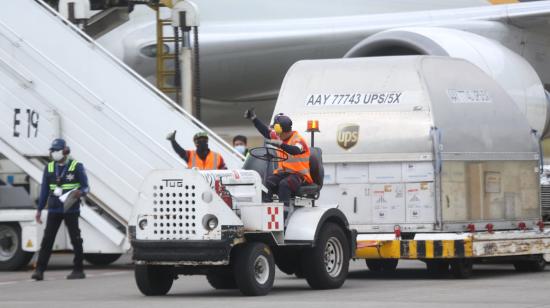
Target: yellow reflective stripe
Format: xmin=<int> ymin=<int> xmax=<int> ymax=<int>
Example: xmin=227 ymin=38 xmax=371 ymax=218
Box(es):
xmin=61 ymin=183 xmax=80 ymax=189
xmin=49 ymin=184 xmax=57 ymax=190
xmin=48 ymin=162 xmax=54 ymax=173
xmin=68 ymin=160 xmax=78 ymax=172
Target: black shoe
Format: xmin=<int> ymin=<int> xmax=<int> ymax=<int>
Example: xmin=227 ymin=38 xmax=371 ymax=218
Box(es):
xmin=31 ymin=270 xmax=43 ymax=281
xmin=66 ymin=270 xmax=85 ymax=280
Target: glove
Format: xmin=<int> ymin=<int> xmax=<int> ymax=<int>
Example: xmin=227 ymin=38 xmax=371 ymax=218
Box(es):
xmin=266 ymin=139 xmax=282 ymax=147
xmin=166 ymin=130 xmax=176 ymax=141
xmin=244 ymin=108 xmax=256 ymax=120
xmin=35 ymin=210 xmax=42 ymax=224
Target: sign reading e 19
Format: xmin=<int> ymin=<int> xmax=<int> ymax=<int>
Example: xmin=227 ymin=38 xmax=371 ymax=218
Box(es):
xmin=13 ymin=108 xmax=39 ymax=138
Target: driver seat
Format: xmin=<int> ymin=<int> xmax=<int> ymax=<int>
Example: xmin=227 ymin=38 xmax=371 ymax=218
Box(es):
xmin=295 ymin=147 xmax=324 ymax=199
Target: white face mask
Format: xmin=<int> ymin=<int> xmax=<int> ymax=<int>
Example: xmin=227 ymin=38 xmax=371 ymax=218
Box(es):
xmin=234 ymin=145 xmax=246 ymax=155
xmin=51 ymin=150 xmax=64 ymax=162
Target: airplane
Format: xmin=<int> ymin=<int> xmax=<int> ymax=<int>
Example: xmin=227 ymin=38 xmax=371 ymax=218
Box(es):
xmin=96 ymin=0 xmax=550 ymax=138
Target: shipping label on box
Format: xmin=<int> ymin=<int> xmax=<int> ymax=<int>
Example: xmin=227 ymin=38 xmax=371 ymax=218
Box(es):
xmin=406 ymin=182 xmax=435 ymax=223
xmin=402 ymin=162 xmax=434 ymax=182
xmin=336 ymin=163 xmax=368 ymax=184
xmin=371 ymin=183 xmax=405 ymax=223
xmin=369 ymin=163 xmax=402 ymax=183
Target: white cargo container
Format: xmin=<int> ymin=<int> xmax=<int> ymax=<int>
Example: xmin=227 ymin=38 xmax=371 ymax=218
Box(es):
xmin=268 ymin=55 xmax=550 ymax=278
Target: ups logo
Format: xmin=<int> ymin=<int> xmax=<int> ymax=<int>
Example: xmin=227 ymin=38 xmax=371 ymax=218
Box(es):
xmin=337 ymin=123 xmax=359 ymax=150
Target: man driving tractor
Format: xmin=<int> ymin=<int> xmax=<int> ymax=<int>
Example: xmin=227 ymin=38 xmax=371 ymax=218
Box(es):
xmin=244 ymin=108 xmax=313 ymax=206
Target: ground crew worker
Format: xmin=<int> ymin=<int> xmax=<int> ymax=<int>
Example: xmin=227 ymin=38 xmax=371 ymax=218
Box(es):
xmin=32 ymin=138 xmax=89 ymax=281
xmin=233 ymin=135 xmax=249 ymax=156
xmin=167 ymin=131 xmax=227 ymax=170
xmin=244 ymin=109 xmax=313 ymax=206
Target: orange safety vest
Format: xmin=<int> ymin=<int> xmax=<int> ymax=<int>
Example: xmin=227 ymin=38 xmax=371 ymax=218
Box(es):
xmin=187 ymin=150 xmax=223 ymax=170
xmin=274 ymin=131 xmax=313 ymax=184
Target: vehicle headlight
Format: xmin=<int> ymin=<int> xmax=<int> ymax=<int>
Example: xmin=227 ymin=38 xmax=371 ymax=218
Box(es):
xmin=138 ymin=218 xmax=148 ymax=230
xmin=202 ymin=214 xmax=218 ymax=231
xmin=202 ymin=191 xmax=213 ymax=203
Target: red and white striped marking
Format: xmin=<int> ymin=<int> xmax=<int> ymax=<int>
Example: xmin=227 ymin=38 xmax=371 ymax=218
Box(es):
xmin=267 ymin=206 xmax=282 ymax=230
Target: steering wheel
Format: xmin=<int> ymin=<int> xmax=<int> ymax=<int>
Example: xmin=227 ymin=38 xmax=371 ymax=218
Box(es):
xmin=249 ymin=146 xmax=289 ymax=162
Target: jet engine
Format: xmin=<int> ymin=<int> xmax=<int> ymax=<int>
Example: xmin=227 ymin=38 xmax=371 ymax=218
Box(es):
xmin=345 ymin=27 xmax=550 ymax=138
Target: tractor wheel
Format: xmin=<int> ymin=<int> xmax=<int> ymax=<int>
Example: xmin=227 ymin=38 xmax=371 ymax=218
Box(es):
xmin=233 ymin=242 xmax=275 ymax=296
xmin=301 ymin=222 xmax=350 ymax=289
xmin=134 ymin=264 xmax=174 ymax=296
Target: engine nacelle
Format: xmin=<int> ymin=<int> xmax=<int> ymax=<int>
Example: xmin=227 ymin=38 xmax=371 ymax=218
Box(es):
xmin=345 ymin=27 xmax=550 ymax=138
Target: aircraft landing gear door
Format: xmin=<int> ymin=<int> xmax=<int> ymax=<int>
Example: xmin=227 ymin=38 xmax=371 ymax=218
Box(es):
xmin=335 ymin=163 xmax=371 ymax=225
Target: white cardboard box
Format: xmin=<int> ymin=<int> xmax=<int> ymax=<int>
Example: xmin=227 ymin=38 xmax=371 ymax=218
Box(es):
xmin=336 ymin=163 xmax=369 ymax=184
xmin=240 ymin=203 xmax=283 ymax=231
xmin=402 ymin=162 xmax=434 ymax=182
xmin=369 ymin=163 xmax=402 ymax=183
xmin=405 ymin=182 xmax=436 ymax=223
xmin=371 ymin=183 xmax=405 ymax=223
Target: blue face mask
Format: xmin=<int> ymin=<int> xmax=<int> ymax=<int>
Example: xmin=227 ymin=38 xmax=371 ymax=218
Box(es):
xmin=234 ymin=145 xmax=246 ymax=155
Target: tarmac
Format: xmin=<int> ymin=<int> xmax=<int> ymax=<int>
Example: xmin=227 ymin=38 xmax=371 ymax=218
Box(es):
xmin=1 ymin=254 xmax=549 ymax=308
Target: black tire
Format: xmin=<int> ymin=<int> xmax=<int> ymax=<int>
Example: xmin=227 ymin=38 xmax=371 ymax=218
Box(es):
xmin=274 ymin=248 xmax=301 ymax=276
xmin=426 ymin=260 xmax=450 ymax=276
xmin=233 ymin=242 xmax=275 ymax=296
xmin=84 ymin=253 xmax=122 ymax=266
xmin=134 ymin=264 xmax=174 ymax=296
xmin=366 ymin=259 xmax=398 ymax=272
xmin=0 ymin=223 xmax=33 ymax=271
xmin=206 ymin=269 xmax=238 ymax=289
xmin=301 ymin=222 xmax=350 ymax=290
xmin=513 ymin=254 xmax=547 ymax=272
xmin=450 ymin=259 xmax=473 ymax=279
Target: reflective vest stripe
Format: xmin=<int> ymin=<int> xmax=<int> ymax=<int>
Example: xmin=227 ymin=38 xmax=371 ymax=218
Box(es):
xmin=47 ymin=160 xmax=78 ymax=173
xmin=285 ymin=157 xmax=310 ymax=163
xmin=213 ymin=153 xmax=219 ymax=169
xmin=68 ymin=160 xmax=78 ymax=172
xmin=190 ymin=152 xmax=196 ymax=168
xmin=49 ymin=183 xmax=81 ymax=190
xmin=275 ymin=167 xmax=309 ymax=175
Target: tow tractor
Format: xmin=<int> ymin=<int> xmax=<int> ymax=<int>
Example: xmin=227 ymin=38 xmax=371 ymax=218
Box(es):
xmin=130 ymin=132 xmax=353 ymax=296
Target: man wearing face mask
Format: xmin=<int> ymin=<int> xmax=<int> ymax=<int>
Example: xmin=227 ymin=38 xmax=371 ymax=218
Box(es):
xmin=232 ymin=135 xmax=249 ymax=156
xmin=32 ymin=138 xmax=89 ymax=281
xmin=244 ymin=108 xmax=313 ymax=207
xmin=167 ymin=131 xmax=227 ymax=170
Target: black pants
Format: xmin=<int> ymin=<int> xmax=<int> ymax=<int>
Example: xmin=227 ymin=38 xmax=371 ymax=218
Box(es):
xmin=36 ymin=212 xmax=83 ymax=272
xmin=265 ymin=173 xmax=303 ymax=205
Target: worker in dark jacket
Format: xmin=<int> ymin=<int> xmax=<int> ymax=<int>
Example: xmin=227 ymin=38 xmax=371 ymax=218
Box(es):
xmin=167 ymin=131 xmax=227 ymax=170
xmin=32 ymin=138 xmax=89 ymax=281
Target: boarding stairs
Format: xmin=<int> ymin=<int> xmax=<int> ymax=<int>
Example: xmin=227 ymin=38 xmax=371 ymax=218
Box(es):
xmin=0 ymin=0 xmax=243 ymax=253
